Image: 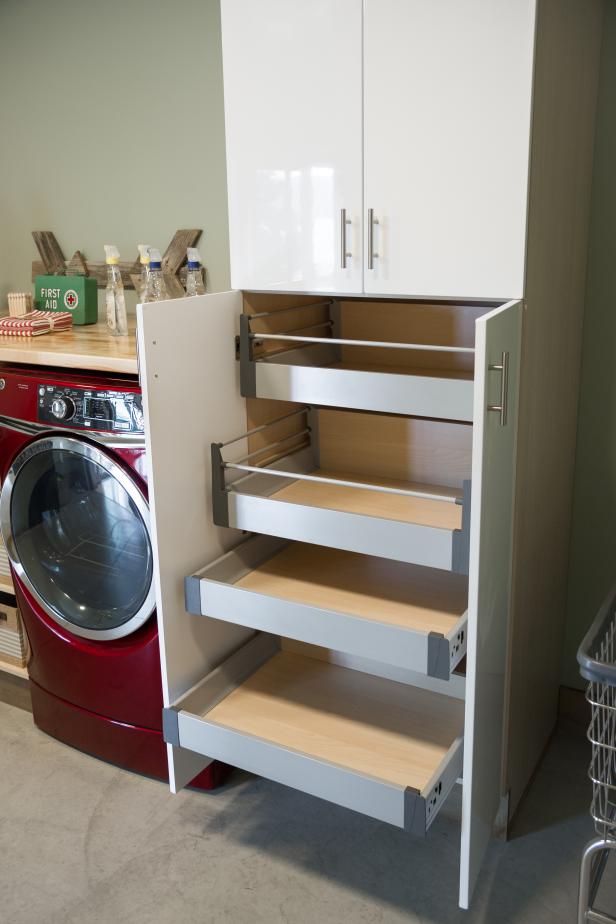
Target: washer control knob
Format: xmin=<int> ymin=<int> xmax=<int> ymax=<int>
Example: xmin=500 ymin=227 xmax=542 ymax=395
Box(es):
xmin=51 ymin=396 xmax=75 ymax=421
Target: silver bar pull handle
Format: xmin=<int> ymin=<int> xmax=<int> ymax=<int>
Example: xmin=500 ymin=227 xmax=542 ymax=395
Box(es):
xmin=340 ymin=209 xmax=351 ymax=269
xmin=488 ymin=351 xmax=509 ymax=426
xmin=368 ymin=208 xmax=379 ymax=270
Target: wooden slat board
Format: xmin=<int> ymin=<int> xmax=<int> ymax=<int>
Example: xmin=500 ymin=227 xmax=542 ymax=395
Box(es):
xmin=32 ymin=231 xmax=66 ymax=275
xmin=270 ymin=469 xmax=463 ymax=530
xmin=206 ymin=650 xmax=465 ymax=793
xmin=236 ymin=543 xmax=468 ymax=633
xmin=0 ymin=314 xmax=138 ymax=375
xmin=161 ymin=229 xmax=202 ymax=276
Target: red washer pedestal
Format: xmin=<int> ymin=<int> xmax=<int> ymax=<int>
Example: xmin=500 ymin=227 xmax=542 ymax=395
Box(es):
xmin=29 ymin=680 xmax=228 ymax=790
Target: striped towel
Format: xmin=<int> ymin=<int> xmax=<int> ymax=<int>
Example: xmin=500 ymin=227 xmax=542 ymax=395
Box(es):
xmin=0 ymin=310 xmax=73 ymax=337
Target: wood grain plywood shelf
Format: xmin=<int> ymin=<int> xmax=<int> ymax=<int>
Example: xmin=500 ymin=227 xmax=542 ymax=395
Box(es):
xmin=0 ymin=314 xmax=138 ymax=375
xmin=236 ymin=543 xmax=467 ymax=635
xmin=270 ymin=469 xmax=463 ymax=531
xmin=206 ymin=650 xmax=465 ymax=793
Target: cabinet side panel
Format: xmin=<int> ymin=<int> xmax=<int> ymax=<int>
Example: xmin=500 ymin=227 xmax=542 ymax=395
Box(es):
xmin=506 ymin=0 xmax=603 ymax=816
xmin=137 ymin=293 xmax=252 ymax=789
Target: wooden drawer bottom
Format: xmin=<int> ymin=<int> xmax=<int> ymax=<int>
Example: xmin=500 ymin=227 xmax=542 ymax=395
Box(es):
xmin=165 ymin=638 xmax=464 ymax=832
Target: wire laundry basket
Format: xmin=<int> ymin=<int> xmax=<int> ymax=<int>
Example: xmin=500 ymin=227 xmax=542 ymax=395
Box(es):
xmin=578 ymin=581 xmax=616 ymax=924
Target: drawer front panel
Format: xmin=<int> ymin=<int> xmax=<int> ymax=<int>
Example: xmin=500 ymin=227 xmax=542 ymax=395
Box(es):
xmin=253 ymin=363 xmax=475 ymax=421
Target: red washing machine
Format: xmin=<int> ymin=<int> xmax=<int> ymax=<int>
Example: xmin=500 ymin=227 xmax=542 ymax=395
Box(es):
xmin=0 ymin=366 xmax=222 ymax=788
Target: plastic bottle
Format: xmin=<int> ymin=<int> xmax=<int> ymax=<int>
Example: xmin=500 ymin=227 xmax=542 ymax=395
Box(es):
xmin=185 ymin=247 xmax=206 ymax=296
xmin=137 ymin=244 xmax=151 ymax=302
xmin=104 ymin=245 xmax=128 ymax=336
xmin=143 ymin=248 xmax=168 ymax=302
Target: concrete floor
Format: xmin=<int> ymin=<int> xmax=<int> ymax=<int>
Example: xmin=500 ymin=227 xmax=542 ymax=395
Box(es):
xmin=0 ymin=702 xmax=613 ymax=924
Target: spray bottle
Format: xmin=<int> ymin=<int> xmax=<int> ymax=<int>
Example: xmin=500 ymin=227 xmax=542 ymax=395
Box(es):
xmin=137 ymin=244 xmax=151 ymax=302
xmin=104 ymin=245 xmax=128 ymax=336
xmin=143 ymin=249 xmax=168 ymax=302
xmin=185 ymin=247 xmax=206 ymax=296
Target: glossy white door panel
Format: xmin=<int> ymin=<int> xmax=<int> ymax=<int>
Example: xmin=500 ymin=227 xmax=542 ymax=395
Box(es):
xmin=459 ymin=300 xmax=522 ymax=907
xmin=221 ymin=0 xmax=363 ymax=294
xmin=364 ymin=1 xmax=536 ymax=299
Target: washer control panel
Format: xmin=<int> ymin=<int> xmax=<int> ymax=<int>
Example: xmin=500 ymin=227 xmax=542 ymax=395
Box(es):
xmin=37 ymin=384 xmax=144 ymax=433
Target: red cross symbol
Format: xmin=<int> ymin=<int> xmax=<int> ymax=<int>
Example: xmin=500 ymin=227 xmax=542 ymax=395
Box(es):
xmin=66 ymin=292 xmax=76 ymax=307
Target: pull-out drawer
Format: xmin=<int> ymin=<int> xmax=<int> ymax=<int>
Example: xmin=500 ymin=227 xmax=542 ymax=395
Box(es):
xmin=164 ymin=636 xmax=464 ymax=833
xmin=240 ymin=312 xmax=475 ymax=420
xmin=185 ymin=535 xmax=467 ymax=679
xmin=212 ymin=435 xmax=471 ymax=574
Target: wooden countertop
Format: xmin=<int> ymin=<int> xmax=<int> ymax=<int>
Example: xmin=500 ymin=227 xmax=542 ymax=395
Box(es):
xmin=0 ymin=313 xmax=138 ymax=375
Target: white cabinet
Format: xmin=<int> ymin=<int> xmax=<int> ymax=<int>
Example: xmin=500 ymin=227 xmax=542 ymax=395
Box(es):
xmin=221 ymin=0 xmax=536 ymax=299
xmin=138 ymin=291 xmax=522 ymax=908
xmin=221 ymin=0 xmax=363 ymax=295
xmin=363 ymin=0 xmax=536 ymax=299
xmin=139 ymin=0 xmax=601 ymax=913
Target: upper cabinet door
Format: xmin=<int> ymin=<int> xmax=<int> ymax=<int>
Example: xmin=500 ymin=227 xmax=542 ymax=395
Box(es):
xmin=221 ymin=0 xmax=363 ymax=294
xmin=363 ymin=0 xmax=536 ymax=300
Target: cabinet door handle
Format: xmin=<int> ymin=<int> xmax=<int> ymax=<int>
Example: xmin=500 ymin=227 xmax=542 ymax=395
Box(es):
xmin=488 ymin=351 xmax=509 ymax=426
xmin=367 ymin=208 xmax=379 ymax=269
xmin=340 ymin=209 xmax=352 ymax=269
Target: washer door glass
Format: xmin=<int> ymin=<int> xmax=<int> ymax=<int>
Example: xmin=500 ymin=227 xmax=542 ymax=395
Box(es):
xmin=9 ymin=442 xmax=153 ymax=635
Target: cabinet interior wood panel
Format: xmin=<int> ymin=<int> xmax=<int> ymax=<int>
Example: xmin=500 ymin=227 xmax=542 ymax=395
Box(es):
xmin=317 ymin=410 xmax=472 ymax=489
xmin=340 ymin=300 xmax=487 ymax=372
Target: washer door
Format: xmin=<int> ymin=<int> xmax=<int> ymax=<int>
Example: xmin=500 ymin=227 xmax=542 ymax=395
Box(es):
xmin=0 ymin=435 xmax=155 ymax=640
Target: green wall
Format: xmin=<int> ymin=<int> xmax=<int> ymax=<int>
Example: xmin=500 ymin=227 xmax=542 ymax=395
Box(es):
xmin=0 ymin=0 xmax=230 ymax=307
xmin=563 ymin=1 xmax=616 ymax=690
xmin=0 ymin=0 xmax=612 ymax=688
